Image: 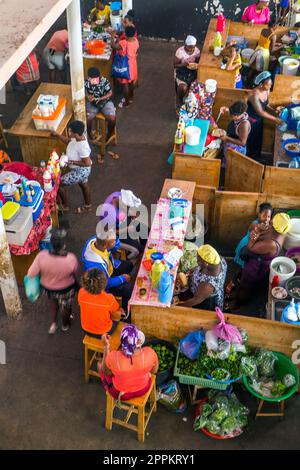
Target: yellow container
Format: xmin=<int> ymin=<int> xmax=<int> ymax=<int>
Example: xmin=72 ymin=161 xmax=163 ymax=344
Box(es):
xmin=1 ymin=201 xmax=20 ymax=225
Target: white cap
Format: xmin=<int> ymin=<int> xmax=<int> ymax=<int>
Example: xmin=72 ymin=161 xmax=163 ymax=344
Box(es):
xmin=185 ymin=35 xmax=197 ymax=46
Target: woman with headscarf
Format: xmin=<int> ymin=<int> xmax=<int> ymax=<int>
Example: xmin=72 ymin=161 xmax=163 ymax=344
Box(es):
xmin=98 ymin=324 xmax=159 ymax=400
xmin=242 ymin=1 xmax=271 ymax=25
xmin=247 ymin=71 xmax=284 ymax=160
xmin=27 ymin=229 xmax=80 ymax=334
xmin=178 ymin=245 xmax=227 ymax=310
xmin=231 ymin=212 xmax=291 ymax=308
xmin=174 ymin=35 xmax=201 ymax=107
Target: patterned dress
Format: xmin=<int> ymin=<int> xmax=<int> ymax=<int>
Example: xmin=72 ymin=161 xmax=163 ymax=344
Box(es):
xmin=189 ymin=258 xmax=227 ymax=309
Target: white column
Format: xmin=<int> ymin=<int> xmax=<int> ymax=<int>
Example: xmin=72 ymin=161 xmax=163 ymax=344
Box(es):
xmin=0 ymin=212 xmax=22 ymax=318
xmin=67 ymin=0 xmax=87 ymax=126
xmin=122 ymin=0 xmax=133 ymax=17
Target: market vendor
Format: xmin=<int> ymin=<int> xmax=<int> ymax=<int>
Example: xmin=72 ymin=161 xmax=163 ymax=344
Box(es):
xmin=79 ymin=268 xmax=124 ymax=338
xmin=174 ymin=35 xmax=201 ymax=107
xmin=222 ymin=46 xmax=243 ymax=89
xmin=88 ymin=0 xmax=111 ymax=27
xmin=249 ymin=19 xmax=284 ymax=74
xmin=242 ymin=1 xmax=271 ymax=25
xmin=98 ymin=190 xmax=145 ymax=260
xmin=82 ymin=228 xmax=133 ymax=310
xmin=85 ymin=67 xmax=118 ymax=161
xmin=230 ymin=212 xmax=291 ymax=308
xmin=178 ymin=245 xmax=227 ymax=310
xmin=219 ymin=101 xmax=252 ymax=167
xmin=51 ymin=120 xmax=92 ymax=214
xmin=247 ymin=71 xmax=284 ymax=161
xmin=43 ymin=29 xmax=68 ymax=83
xmin=98 ymin=324 xmax=158 ymax=401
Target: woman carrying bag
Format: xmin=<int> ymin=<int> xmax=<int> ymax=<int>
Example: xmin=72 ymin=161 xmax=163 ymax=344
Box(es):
xmin=111 ymin=26 xmax=139 ymax=108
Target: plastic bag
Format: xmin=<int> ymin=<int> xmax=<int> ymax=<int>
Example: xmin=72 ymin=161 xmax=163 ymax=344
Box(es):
xmin=179 ymin=330 xmax=204 ymax=360
xmin=205 ymin=330 xmax=219 ymax=351
xmin=24 ymin=275 xmax=40 ymax=303
xmin=157 ymin=380 xmax=186 ymax=413
xmin=206 ymin=420 xmax=221 ymax=435
xmin=213 ymin=308 xmax=242 ymax=344
xmin=238 ymin=328 xmax=248 ymax=344
xmin=193 ymin=413 xmax=208 ymax=431
xmin=232 ymin=343 xmax=246 ymax=354
xmin=240 ymin=356 xmax=258 ymax=378
xmin=217 ymin=340 xmax=231 ymax=360
xmin=256 ymin=349 xmax=277 ymax=378
xmin=283 ymin=373 xmax=296 ymax=388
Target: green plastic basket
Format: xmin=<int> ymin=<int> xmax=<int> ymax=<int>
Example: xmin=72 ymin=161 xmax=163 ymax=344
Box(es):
xmin=173 ymin=348 xmax=228 ymax=390
xmin=242 ymin=352 xmax=299 ymax=402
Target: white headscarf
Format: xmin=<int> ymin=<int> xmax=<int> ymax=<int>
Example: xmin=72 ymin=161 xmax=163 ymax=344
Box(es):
xmin=185 ymin=35 xmax=197 ymax=46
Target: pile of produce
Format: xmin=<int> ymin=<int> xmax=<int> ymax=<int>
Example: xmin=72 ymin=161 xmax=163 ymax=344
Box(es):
xmin=152 ymin=344 xmax=176 ymax=373
xmin=241 ymin=349 xmax=297 ymax=398
xmin=179 ymin=241 xmax=198 ymax=274
xmin=194 ymin=390 xmax=249 ymax=438
xmin=176 ymin=327 xmax=251 ymax=382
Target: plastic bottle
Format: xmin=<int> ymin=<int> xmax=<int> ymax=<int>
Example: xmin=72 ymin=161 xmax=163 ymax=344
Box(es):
xmin=150 ymin=260 xmax=166 ymax=289
xmin=271 ymin=275 xmax=280 ymax=289
xmin=213 ymin=32 xmax=222 ymax=50
xmin=14 ymin=189 xmax=20 ymax=202
xmin=287 ymin=299 xmax=298 ymax=322
xmin=40 ymin=160 xmax=46 ymax=171
xmin=26 ymin=189 xmax=32 ymax=203
xmin=157 ymin=271 xmax=173 ymax=303
xmin=43 ymin=170 xmax=53 ymax=193
xmin=216 ymin=13 xmax=226 ymax=33
xmin=289 ymin=158 xmax=299 ymax=169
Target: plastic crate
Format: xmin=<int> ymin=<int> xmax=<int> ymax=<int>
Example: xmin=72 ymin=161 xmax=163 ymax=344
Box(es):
xmin=173 ymin=348 xmax=228 ymax=391
xmin=32 ymin=98 xmax=66 ymax=131
xmin=20 ymin=185 xmax=44 ymax=222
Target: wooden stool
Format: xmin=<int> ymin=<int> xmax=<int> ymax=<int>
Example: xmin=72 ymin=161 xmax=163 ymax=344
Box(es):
xmin=83 ymin=321 xmax=125 ymax=383
xmin=255 ymin=399 xmax=285 ymax=419
xmin=94 ymin=112 xmax=117 ymax=158
xmin=0 ymin=115 xmax=8 ymax=149
xmin=105 ymin=375 xmax=157 ymax=442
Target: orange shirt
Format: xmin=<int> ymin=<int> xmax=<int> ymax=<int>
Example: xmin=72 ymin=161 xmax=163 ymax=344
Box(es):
xmin=78 ymin=288 xmax=119 ymax=335
xmin=47 ymin=30 xmax=68 ymax=52
xmin=105 ymin=347 xmax=158 ymax=393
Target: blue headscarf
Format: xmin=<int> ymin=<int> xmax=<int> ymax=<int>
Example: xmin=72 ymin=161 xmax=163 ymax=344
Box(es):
xmin=254 ymin=71 xmax=272 ymax=87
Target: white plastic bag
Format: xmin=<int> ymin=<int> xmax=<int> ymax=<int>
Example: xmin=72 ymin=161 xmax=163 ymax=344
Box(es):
xmin=205 ymin=330 xmax=219 ymax=351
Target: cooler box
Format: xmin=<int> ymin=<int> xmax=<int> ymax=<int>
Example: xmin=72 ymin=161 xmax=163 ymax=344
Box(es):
xmin=5 ymin=206 xmax=33 ymax=246
xmin=1 ymin=201 xmax=20 ymax=225
xmin=32 ymin=98 xmax=66 ymax=131
xmin=20 ymin=185 xmax=44 ymax=222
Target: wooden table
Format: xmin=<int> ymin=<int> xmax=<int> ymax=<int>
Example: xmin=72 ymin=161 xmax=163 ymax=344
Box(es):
xmin=160 ymin=178 xmax=196 ymax=201
xmin=8 ymin=83 xmax=73 ymax=166
xmin=83 ymin=52 xmax=113 ymax=88
xmin=273 ymin=127 xmax=297 ymax=166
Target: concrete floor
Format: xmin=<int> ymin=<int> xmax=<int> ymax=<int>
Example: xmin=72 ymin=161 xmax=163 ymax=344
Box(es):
xmin=0 ymin=38 xmax=300 ymax=450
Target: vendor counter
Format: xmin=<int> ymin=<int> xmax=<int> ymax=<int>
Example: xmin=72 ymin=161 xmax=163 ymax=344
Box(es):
xmin=8 ymin=83 xmax=73 ymax=166
xmin=131 ymin=305 xmax=300 ymax=373
xmin=198 ymin=19 xmax=292 ymax=89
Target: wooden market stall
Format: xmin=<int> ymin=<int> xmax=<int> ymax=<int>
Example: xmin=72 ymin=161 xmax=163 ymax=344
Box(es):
xmin=8 ymin=83 xmax=73 ymax=166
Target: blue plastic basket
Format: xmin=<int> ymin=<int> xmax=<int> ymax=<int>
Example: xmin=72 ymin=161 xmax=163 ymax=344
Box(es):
xmin=205 ymin=373 xmax=242 ymax=385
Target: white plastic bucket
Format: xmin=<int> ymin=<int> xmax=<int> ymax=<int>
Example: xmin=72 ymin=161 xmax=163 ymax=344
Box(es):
xmin=205 ymin=79 xmax=217 ymax=94
xmin=241 ymin=48 xmax=254 ymax=67
xmin=185 ymin=126 xmax=201 ymax=146
xmin=269 ymin=256 xmax=297 ymax=286
xmin=283 ymin=58 xmax=300 ymax=76
xmin=110 ymin=13 xmax=122 ymax=31
xmin=284 ymin=218 xmax=300 ymax=250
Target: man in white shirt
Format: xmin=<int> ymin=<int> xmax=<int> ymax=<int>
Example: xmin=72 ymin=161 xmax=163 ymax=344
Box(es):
xmin=52 ymin=120 xmax=92 ymax=214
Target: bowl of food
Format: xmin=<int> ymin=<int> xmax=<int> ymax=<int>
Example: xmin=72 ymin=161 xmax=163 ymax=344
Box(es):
xmin=272 ymin=286 xmax=288 ymax=300
xmin=211 ymin=128 xmax=226 ymax=138
xmin=282 ymin=138 xmax=300 ymax=158
xmin=286 ymin=276 xmax=300 ymax=300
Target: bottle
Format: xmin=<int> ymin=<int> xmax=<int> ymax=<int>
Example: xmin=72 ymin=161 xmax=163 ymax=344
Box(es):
xmin=21 ymin=177 xmax=27 ymax=194
xmin=150 ymin=260 xmax=167 ymax=289
xmin=213 ymin=32 xmax=222 ymax=50
xmin=29 ymin=184 xmax=35 ymax=197
xmin=216 ymin=13 xmax=226 ymax=33
xmin=287 ymin=299 xmax=298 ymax=322
xmin=271 ymin=275 xmax=279 ymax=289
xmin=14 ymin=189 xmax=20 ymax=202
xmin=26 ymin=189 xmax=33 ymax=203
xmin=157 ymin=271 xmax=173 ymax=304
xmin=289 ymin=158 xmax=299 ymax=169
xmin=19 ymin=185 xmax=24 ymax=197
xmin=174 ymin=130 xmax=184 ymax=152
xmin=43 ymin=170 xmax=53 ymax=193
xmin=40 ymin=160 xmax=46 ymax=171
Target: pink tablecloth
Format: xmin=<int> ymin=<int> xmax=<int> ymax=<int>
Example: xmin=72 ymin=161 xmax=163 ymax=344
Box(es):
xmin=129 ymin=198 xmax=192 ymax=309
xmin=9 ymin=171 xmax=60 ymax=256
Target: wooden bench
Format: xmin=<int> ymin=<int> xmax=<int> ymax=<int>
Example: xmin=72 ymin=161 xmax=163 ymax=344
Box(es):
xmin=105 ymin=375 xmax=156 ymax=442
xmin=83 ymin=321 xmax=125 ymax=383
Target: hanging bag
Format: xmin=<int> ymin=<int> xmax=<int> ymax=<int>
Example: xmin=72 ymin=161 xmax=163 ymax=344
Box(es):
xmin=24 ymin=275 xmax=40 ymax=303
xmin=111 ymin=42 xmax=131 ymax=80
xmin=213 ymin=307 xmax=243 ymax=344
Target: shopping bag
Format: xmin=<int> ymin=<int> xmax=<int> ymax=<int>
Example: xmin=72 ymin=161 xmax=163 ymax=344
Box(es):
xmin=111 ymin=53 xmax=130 ymax=80
xmin=24 ymin=275 xmax=40 ymax=302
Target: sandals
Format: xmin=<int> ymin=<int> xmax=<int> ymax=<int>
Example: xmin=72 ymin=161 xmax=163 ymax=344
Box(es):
xmin=107 ymin=151 xmax=120 ymax=160
xmin=118 ymin=98 xmax=131 ymax=109
xmin=74 ymin=205 xmax=92 ymax=214
xmin=97 ymin=154 xmax=105 ymax=164
xmin=57 ymin=204 xmax=70 ymax=213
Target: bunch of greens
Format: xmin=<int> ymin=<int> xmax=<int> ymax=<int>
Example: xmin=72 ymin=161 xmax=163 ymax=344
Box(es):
xmin=197 ymin=343 xmax=250 ymax=380
xmin=152 ymin=344 xmax=176 ymax=373
xmin=194 ymin=392 xmax=249 ymax=437
xmin=179 ymin=242 xmax=198 ymax=274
